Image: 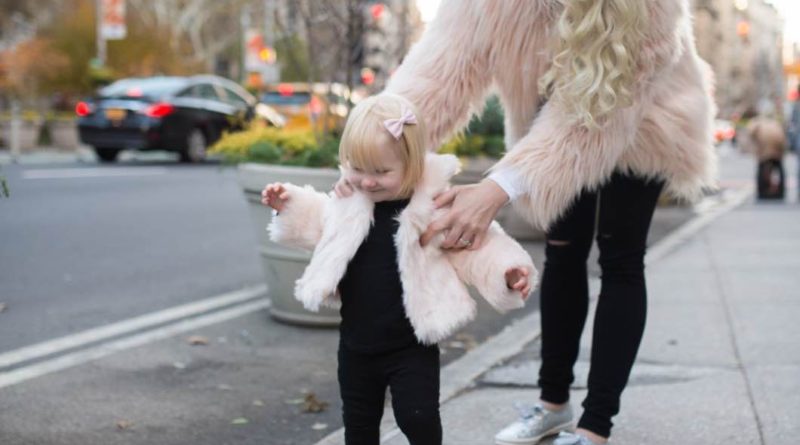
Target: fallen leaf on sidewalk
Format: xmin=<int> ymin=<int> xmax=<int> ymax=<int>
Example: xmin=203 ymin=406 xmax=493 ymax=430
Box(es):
xmin=116 ymin=420 xmax=133 ymax=431
xmin=186 ymin=335 xmax=209 ymax=346
xmin=252 ymin=400 xmax=265 ymax=407
xmin=231 ymin=417 xmax=249 ymax=425
xmin=302 ymin=393 xmax=328 ymax=413
xmin=312 ymin=422 xmax=328 ymax=430
xmin=0 ymin=303 xmax=7 ymax=313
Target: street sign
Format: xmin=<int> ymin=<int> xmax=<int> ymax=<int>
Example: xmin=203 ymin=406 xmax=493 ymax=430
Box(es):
xmin=100 ymin=0 xmax=127 ymax=40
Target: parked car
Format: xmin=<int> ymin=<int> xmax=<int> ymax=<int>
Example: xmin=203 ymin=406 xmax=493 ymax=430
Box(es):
xmin=714 ymin=118 xmax=736 ymax=146
xmin=76 ymin=75 xmax=282 ymax=163
xmin=260 ymin=82 xmax=351 ymax=132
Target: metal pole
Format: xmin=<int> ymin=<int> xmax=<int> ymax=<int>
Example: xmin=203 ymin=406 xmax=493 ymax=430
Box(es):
xmin=96 ymin=0 xmax=106 ymax=66
xmin=241 ymin=6 xmax=251 ymax=84
xmin=10 ymin=100 xmax=21 ymax=162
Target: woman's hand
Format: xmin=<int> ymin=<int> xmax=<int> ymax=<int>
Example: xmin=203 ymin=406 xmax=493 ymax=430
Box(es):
xmin=333 ymin=176 xmax=355 ymax=198
xmin=261 ymin=183 xmax=290 ymax=212
xmin=505 ymin=267 xmax=531 ymax=299
xmin=419 ymin=179 xmax=509 ymax=250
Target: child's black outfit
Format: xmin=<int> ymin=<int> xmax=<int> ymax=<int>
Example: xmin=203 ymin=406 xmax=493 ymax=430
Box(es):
xmin=337 ymin=198 xmax=442 ymax=445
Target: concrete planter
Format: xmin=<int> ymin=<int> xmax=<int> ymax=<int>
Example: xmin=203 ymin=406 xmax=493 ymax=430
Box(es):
xmin=237 ymin=163 xmax=341 ymax=327
xmin=49 ymin=120 xmax=81 ymax=150
xmin=452 ymin=156 xmax=545 ymax=241
xmin=0 ymin=119 xmax=42 ymax=151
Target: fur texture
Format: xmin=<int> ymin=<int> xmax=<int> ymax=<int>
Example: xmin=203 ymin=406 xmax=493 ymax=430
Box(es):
xmin=385 ymin=0 xmax=716 ymax=230
xmin=268 ymin=153 xmax=536 ymax=344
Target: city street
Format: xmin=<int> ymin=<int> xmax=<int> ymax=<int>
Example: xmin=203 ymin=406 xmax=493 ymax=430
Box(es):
xmin=0 ymin=148 xmax=712 ymax=444
xmin=2 ymin=1 xmax=799 ymax=443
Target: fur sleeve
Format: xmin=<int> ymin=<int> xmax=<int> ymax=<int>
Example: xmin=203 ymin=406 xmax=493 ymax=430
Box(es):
xmin=447 ymin=222 xmax=537 ymax=312
xmin=266 ymin=183 xmax=329 ymax=251
xmin=384 ymin=0 xmax=492 ymax=151
xmin=489 ymin=4 xmax=695 ymax=231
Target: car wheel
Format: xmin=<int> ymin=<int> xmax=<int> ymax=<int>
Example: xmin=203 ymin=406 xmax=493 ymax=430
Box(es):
xmin=94 ymin=147 xmax=121 ymax=163
xmin=180 ymin=128 xmax=207 ymax=163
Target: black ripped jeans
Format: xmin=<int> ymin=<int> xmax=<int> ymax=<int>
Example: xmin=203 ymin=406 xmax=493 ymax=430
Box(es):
xmin=538 ymin=172 xmax=665 ymax=438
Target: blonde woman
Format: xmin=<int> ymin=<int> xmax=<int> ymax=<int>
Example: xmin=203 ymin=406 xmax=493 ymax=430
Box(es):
xmin=335 ymin=1 xmax=716 ymax=444
xmin=264 ymin=93 xmax=536 ymax=445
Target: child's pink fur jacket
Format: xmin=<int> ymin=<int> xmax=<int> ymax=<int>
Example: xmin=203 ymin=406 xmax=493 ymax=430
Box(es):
xmin=268 ymin=153 xmax=537 ymax=344
xmin=385 ymin=0 xmax=717 ymax=230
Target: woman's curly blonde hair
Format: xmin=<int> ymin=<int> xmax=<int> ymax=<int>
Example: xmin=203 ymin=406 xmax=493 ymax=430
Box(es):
xmin=540 ymin=0 xmax=649 ymax=129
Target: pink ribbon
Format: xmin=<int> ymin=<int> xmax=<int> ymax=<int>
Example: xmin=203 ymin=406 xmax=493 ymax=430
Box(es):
xmin=382 ymin=107 xmax=418 ymax=140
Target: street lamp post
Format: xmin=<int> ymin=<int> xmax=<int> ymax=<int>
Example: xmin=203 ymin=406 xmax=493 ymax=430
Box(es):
xmin=96 ymin=0 xmax=106 ymax=66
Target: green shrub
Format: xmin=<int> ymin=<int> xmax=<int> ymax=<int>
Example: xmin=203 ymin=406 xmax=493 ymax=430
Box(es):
xmin=438 ymin=96 xmax=506 ymax=159
xmin=209 ymin=125 xmax=340 ymax=168
xmin=439 ymin=133 xmax=506 ymax=159
xmin=467 ymin=95 xmax=504 ymax=135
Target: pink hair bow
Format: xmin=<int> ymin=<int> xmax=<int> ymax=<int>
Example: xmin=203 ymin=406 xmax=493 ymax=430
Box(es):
xmin=382 ymin=107 xmax=417 ymax=140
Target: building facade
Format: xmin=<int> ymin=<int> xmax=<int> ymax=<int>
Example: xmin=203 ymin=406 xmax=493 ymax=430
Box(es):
xmin=693 ymin=0 xmax=785 ymax=118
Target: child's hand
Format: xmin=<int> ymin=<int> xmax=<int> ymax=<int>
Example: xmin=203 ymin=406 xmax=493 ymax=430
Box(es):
xmin=333 ymin=176 xmax=355 ymax=199
xmin=261 ymin=182 xmax=290 ymax=212
xmin=505 ymin=267 xmax=531 ymax=299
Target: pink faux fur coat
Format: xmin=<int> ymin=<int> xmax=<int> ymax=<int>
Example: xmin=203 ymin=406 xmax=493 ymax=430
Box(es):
xmin=386 ymin=0 xmax=717 ymax=230
xmin=268 ymin=153 xmax=536 ymax=344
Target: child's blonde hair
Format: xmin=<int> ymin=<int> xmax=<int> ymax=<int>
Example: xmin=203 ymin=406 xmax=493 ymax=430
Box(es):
xmin=539 ymin=0 xmax=648 ymax=129
xmin=339 ymin=93 xmax=426 ymax=198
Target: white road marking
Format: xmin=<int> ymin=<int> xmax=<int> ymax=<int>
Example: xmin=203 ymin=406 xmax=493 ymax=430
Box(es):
xmin=0 ymin=285 xmax=267 ymax=370
xmin=22 ymin=167 xmax=169 ymax=179
xmin=0 ymin=298 xmax=271 ymax=389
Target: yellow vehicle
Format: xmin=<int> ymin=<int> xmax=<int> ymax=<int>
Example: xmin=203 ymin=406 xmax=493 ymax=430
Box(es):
xmin=260 ymin=82 xmax=352 ymax=132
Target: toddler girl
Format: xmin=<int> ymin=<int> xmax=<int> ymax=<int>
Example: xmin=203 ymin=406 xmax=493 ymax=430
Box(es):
xmin=262 ymin=93 xmax=537 ymax=445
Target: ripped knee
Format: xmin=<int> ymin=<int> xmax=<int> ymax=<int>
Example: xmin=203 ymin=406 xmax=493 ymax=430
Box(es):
xmin=547 ymin=239 xmax=571 ymax=246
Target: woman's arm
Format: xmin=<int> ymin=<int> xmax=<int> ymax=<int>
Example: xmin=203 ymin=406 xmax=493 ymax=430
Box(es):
xmin=384 ymin=0 xmax=493 ymax=150
xmin=424 ymin=5 xmax=700 ymax=246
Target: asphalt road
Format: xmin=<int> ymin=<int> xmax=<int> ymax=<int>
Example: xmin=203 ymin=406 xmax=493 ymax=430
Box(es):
xmin=0 ymin=159 xmax=265 ymax=352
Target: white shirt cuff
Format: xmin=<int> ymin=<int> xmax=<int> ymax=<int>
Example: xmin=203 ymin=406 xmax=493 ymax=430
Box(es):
xmin=487 ymin=168 xmax=524 ymax=202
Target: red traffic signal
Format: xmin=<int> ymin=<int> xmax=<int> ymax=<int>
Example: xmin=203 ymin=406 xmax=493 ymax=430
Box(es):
xmin=370 ymin=3 xmax=385 ymax=21
xmin=361 ymin=67 xmax=376 ymax=85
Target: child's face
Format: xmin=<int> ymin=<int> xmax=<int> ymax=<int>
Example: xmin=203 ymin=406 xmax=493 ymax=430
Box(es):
xmin=345 ymin=133 xmax=407 ymax=202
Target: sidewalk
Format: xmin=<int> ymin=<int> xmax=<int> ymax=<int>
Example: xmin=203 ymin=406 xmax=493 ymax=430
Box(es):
xmin=316 ymin=152 xmax=800 ymax=445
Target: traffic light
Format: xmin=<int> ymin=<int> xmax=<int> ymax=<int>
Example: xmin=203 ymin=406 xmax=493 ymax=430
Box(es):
xmin=361 ymin=67 xmax=376 ymax=86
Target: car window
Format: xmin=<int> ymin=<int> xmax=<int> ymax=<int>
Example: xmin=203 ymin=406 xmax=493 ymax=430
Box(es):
xmin=196 ymin=84 xmax=221 ymax=100
xmin=166 ymin=83 xmax=220 ymax=101
xmin=176 ymin=87 xmax=196 ymax=98
xmin=262 ymin=92 xmax=311 ymax=105
xmin=219 ymin=87 xmax=250 ymax=107
xmin=100 ymin=77 xmax=189 ymax=99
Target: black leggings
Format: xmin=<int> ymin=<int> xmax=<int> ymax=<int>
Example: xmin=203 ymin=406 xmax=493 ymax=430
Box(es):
xmin=338 ymin=343 xmax=442 ymax=445
xmin=538 ymin=172 xmax=664 ymax=438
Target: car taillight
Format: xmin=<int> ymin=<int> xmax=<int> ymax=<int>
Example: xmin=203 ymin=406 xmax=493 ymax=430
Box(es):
xmin=144 ymin=102 xmax=175 ymax=118
xmin=75 ymin=101 xmax=93 ymax=117
xmin=309 ymin=96 xmax=323 ymax=115
xmin=277 ymin=83 xmax=294 ymax=96
xmin=725 ymin=128 xmax=736 ymax=140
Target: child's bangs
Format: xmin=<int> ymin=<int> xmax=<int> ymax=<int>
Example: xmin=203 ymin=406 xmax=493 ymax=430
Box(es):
xmin=341 ymin=120 xmax=387 ymax=172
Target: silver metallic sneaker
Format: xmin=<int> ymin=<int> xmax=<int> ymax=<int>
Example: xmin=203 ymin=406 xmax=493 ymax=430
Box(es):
xmin=494 ymin=402 xmax=574 ymax=445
